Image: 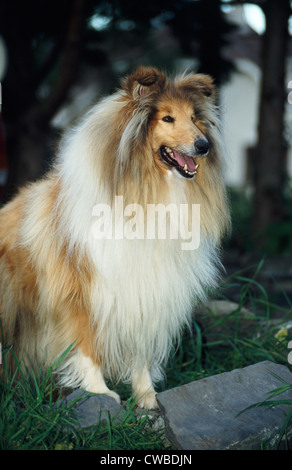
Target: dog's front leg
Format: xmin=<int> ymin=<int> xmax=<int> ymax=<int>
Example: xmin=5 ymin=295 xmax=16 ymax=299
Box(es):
xmin=77 ymin=352 xmax=121 ymax=404
xmin=131 ymin=366 xmax=158 ymax=409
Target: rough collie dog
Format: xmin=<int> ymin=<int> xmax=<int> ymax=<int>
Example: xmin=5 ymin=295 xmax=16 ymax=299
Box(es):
xmin=0 ymin=67 xmax=230 ymax=408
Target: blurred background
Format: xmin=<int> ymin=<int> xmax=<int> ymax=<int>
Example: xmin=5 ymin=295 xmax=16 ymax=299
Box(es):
xmin=0 ymin=0 xmax=292 ymax=303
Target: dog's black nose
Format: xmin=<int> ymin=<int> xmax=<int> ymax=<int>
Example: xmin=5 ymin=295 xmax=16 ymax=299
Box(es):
xmin=194 ymin=139 xmax=210 ymax=156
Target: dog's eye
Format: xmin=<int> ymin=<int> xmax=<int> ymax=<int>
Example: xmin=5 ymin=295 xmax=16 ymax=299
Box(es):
xmin=162 ymin=115 xmax=175 ymax=123
xmin=193 ymin=109 xmax=203 ymax=121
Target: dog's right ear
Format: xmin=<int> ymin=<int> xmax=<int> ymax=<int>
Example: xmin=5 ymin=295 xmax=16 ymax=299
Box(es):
xmin=176 ymin=73 xmax=216 ymax=100
xmin=122 ymin=66 xmax=167 ymax=100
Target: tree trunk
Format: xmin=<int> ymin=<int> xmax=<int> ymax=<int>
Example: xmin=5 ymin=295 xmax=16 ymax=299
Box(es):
xmin=252 ymin=0 xmax=290 ymax=251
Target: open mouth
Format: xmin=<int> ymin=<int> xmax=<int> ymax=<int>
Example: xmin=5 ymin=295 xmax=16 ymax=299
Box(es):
xmin=160 ymin=146 xmax=199 ymax=179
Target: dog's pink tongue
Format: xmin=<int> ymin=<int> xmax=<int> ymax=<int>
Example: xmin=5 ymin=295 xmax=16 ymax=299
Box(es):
xmin=173 ymin=151 xmax=196 ymax=171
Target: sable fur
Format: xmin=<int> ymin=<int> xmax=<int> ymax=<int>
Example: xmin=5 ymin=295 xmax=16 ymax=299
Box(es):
xmin=0 ymin=66 xmax=230 ymax=408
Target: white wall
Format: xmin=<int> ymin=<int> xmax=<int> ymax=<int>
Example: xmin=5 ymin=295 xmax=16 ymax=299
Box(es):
xmin=220 ymin=58 xmax=292 ymax=188
xmin=220 ymin=59 xmax=261 ymax=187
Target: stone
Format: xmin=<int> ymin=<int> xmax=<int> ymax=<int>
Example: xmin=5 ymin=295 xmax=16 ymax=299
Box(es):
xmin=157 ymin=361 xmax=292 ymax=450
xmin=61 ymin=389 xmax=125 ymax=428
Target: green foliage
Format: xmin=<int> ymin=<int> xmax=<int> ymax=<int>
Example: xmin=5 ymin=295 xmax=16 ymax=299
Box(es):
xmin=227 ymin=184 xmax=292 ymax=254
xmin=0 ymin=346 xmax=167 ymax=450
xmin=259 ymin=185 xmax=292 ymax=254
xmin=227 ymin=186 xmax=253 ymax=252
xmin=0 ymin=351 xmax=78 ymax=450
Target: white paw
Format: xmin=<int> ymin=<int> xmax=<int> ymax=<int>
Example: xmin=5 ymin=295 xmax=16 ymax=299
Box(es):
xmin=104 ymin=390 xmax=121 ymax=404
xmin=86 ymin=386 xmax=121 ymax=404
xmin=136 ymin=391 xmax=158 ymax=410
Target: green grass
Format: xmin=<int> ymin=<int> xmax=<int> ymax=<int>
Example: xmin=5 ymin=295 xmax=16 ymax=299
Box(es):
xmin=227 ymin=185 xmax=292 ymax=254
xmin=0 ymin=352 xmax=167 ymax=451
xmin=1 ymin=265 xmax=292 ymax=450
xmin=237 ymin=373 xmax=292 ymax=450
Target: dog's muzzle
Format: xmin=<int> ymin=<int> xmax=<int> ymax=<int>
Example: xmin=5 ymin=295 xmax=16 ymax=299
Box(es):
xmin=160 ymin=139 xmax=210 ymax=179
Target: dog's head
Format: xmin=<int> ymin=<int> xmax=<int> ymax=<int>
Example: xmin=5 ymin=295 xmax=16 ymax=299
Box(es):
xmin=120 ymin=66 xmax=217 ymax=180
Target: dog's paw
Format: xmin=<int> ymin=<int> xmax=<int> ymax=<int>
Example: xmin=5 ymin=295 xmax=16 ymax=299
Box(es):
xmin=136 ymin=391 xmax=158 ymax=410
xmin=103 ymin=390 xmax=121 ymax=404
xmin=87 ymin=386 xmax=121 ymax=404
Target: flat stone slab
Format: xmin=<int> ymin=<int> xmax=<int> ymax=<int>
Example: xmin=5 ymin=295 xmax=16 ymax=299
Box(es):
xmin=157 ymin=361 xmax=292 ymax=450
xmin=61 ymin=389 xmax=125 ymax=428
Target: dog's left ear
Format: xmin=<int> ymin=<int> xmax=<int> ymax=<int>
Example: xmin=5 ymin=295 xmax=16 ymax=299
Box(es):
xmin=177 ymin=74 xmax=215 ymax=99
xmin=122 ymin=66 xmax=167 ymax=100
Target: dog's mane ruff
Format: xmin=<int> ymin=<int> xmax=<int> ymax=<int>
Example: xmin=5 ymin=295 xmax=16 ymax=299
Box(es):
xmin=53 ymin=93 xmax=125 ymax=252
xmin=54 ymin=89 xmax=161 ymax=254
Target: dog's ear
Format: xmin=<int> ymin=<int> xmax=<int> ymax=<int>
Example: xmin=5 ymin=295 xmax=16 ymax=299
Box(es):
xmin=177 ymin=73 xmax=215 ymax=99
xmin=193 ymin=74 xmax=215 ymax=97
xmin=122 ymin=66 xmax=167 ymax=100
